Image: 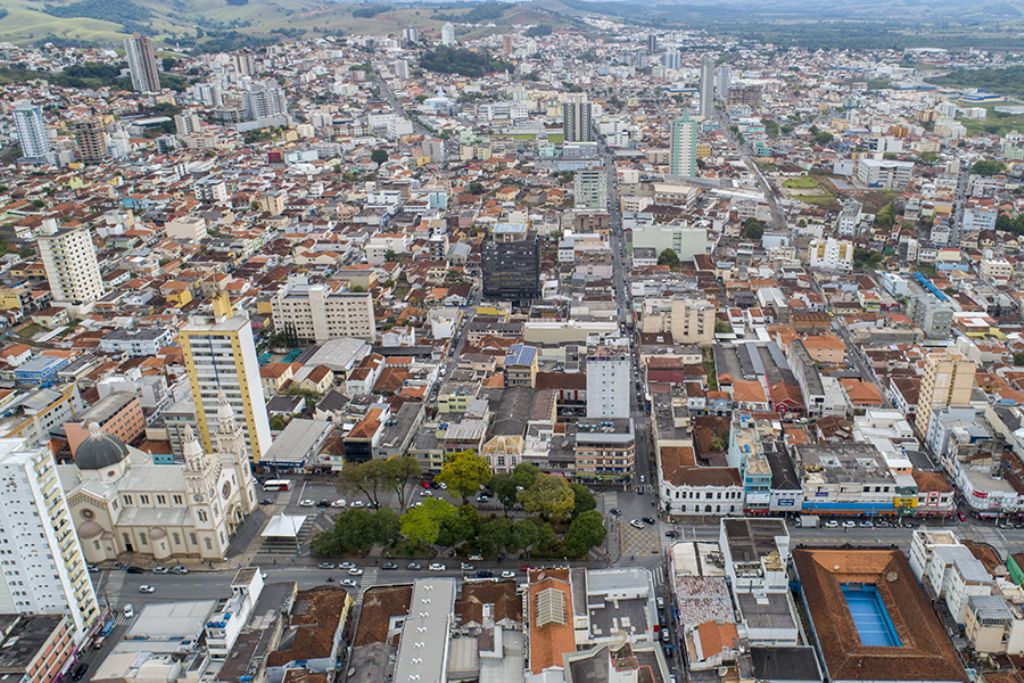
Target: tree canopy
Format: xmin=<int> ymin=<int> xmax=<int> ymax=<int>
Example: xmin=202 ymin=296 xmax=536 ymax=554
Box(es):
xmin=436 ymin=450 xmax=493 ymax=502
xmin=517 ymin=473 xmax=575 ymax=522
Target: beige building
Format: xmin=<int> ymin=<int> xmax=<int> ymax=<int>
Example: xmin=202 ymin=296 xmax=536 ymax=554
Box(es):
xmin=271 ymin=275 xmax=376 ymax=343
xmin=36 ymin=220 xmax=104 ymax=305
xmin=914 ymin=350 xmax=976 ymax=437
xmin=640 ymin=298 xmax=717 ymax=346
xmin=59 ymin=400 xmax=258 ymax=563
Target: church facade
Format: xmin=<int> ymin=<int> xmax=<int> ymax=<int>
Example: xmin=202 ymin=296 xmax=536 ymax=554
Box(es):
xmin=59 ymin=397 xmax=258 ymax=562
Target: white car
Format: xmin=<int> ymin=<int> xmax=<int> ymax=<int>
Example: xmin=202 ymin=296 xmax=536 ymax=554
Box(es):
xmin=138 ymin=585 xmax=156 ymax=593
xmin=123 ymin=604 xmax=135 ymax=619
xmin=429 ymin=563 xmax=446 ymax=571
xmin=419 ymin=489 xmax=433 ymax=497
xmin=350 ymin=500 xmax=365 ymax=508
xmin=629 ymin=519 xmax=645 ymax=529
xmin=438 ymin=482 xmax=448 ymax=490
xmin=330 ymin=499 xmax=347 ymax=508
xmin=341 ymin=578 xmax=358 ymax=588
xmin=841 ymin=520 xmax=856 ymax=529
xmin=500 ymin=570 xmax=515 ymax=579
xmin=339 ymin=561 xmax=356 ymax=570
xmin=824 ymin=520 xmax=839 ymax=528
xmin=348 ymin=567 xmax=364 ymax=576
xmin=299 ymin=499 xmax=315 ymax=507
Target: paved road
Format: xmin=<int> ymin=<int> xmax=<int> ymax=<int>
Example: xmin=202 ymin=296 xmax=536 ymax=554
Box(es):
xmin=716 ymin=107 xmax=786 ymax=231
xmin=373 ymin=68 xmax=433 ymax=136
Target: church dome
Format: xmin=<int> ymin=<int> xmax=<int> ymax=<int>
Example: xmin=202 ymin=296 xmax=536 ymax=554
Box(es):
xmin=76 ymin=424 xmax=129 ymax=470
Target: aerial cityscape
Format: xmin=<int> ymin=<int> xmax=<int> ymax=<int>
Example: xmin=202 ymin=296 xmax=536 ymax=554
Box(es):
xmin=2 ymin=1 xmax=1024 ymax=682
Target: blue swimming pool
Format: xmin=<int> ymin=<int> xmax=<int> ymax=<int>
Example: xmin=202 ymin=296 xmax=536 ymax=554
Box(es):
xmin=841 ymin=583 xmax=902 ymax=647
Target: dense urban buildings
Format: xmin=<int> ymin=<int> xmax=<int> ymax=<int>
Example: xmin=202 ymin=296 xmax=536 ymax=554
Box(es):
xmin=1 ymin=11 xmax=1024 ymax=683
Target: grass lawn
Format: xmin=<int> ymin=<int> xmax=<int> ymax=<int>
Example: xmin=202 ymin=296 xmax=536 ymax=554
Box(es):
xmin=782 ymin=175 xmax=822 ymax=190
xmin=959 ymin=112 xmax=1024 ymax=137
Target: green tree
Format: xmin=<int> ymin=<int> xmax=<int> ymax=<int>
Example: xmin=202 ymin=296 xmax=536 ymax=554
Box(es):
xmin=310 ymin=529 xmax=343 ymax=557
xmin=972 ymin=159 xmax=1006 ymax=176
xmin=875 ymin=202 xmax=896 ymax=229
xmin=400 ymin=498 xmax=457 ymax=546
xmin=853 ymin=247 xmax=884 ymax=270
xmin=561 ymin=510 xmax=606 ymax=557
xmin=438 ymin=505 xmax=479 ymax=548
xmin=742 ymin=218 xmax=766 ymax=240
xmin=657 ymin=248 xmax=680 ymax=269
xmin=468 ymin=181 xmax=485 ymax=194
xmin=371 ymin=148 xmax=389 ymax=165
xmin=518 ymin=473 xmax=575 ymax=522
xmin=491 ymin=473 xmax=519 ymax=516
xmin=338 ymin=457 xmax=418 ymax=509
xmin=478 ymin=517 xmax=514 ymax=556
xmin=570 ymin=483 xmax=596 ymax=518
xmin=437 ymin=450 xmax=493 ymax=503
xmin=510 ymin=518 xmax=542 ymax=555
xmin=336 ymin=508 xmax=382 ymax=553
xmin=1013 ymin=352 xmax=1024 ymax=366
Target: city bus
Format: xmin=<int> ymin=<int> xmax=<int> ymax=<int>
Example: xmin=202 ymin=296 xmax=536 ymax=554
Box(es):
xmin=262 ymin=479 xmax=292 ymax=492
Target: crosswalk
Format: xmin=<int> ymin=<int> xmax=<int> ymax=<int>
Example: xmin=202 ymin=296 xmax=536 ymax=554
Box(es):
xmin=652 ymin=565 xmax=666 ymax=588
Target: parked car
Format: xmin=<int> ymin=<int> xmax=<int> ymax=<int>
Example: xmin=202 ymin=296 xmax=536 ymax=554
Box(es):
xmin=664 ymin=530 xmax=680 ymax=538
xmin=71 ymin=663 xmax=89 ymax=681
xmin=123 ymin=604 xmax=134 ymax=619
xmin=152 ymin=566 xmax=169 ymax=574
xmin=341 ymin=578 xmax=358 ymax=588
xmin=260 ymin=498 xmax=274 ymax=505
xmin=419 ymin=489 xmax=433 ymax=497
xmin=656 ymin=596 xmax=665 ymax=610
xmin=382 ymin=562 xmax=399 ymax=570
xmin=460 ymin=562 xmax=475 ymax=571
xmin=841 ymin=520 xmax=856 ymax=529
xmin=350 ymin=500 xmax=365 ymax=508
xmin=608 ymin=508 xmax=621 ymax=517
xmin=629 ymin=519 xmax=645 ymax=529
xmin=475 ymin=570 xmax=494 ymax=578
xmin=429 ymin=563 xmax=446 ymax=571
xmin=87 ymin=564 xmax=99 ymax=572
xmin=138 ymin=585 xmax=156 ymax=594
xmin=125 ymin=566 xmax=145 ymax=574
xmin=348 ymin=567 xmax=364 ymax=576
xmin=339 ymin=561 xmax=356 ymax=570
xmin=318 ymin=562 xmax=336 ymax=570
xmin=859 ymin=520 xmax=874 ymax=528
xmin=500 ymin=570 xmax=516 ymax=579
xmin=824 ymin=520 xmax=839 ymax=528
xmin=92 ymin=637 xmax=106 ymax=651
xmin=642 ymin=516 xmax=656 ymax=525
xmin=170 ymin=566 xmax=189 ymax=575
xmin=330 ymin=499 xmax=347 ymax=508
xmin=299 ymin=499 xmax=315 ymax=507
xmin=316 ymin=500 xmax=331 ymax=508
xmin=407 ymin=562 xmax=422 ymax=570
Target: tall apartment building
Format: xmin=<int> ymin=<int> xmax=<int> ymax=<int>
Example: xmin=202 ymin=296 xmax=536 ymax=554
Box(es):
xmin=563 ymin=98 xmax=594 ymax=143
xmin=573 ymin=168 xmax=608 ymax=210
xmin=699 ymin=54 xmax=715 ymax=119
xmin=441 ymin=22 xmax=456 ymax=45
xmin=808 ymin=238 xmax=854 ymax=271
xmin=481 ymin=224 xmax=540 ymax=307
xmin=174 ymin=111 xmax=202 ymax=138
xmin=13 ymin=101 xmax=50 ymax=161
xmin=124 ymin=33 xmax=161 ymax=93
xmin=856 ymin=157 xmax=914 ymax=190
xmin=670 ymin=113 xmax=697 ymax=177
xmin=716 ymin=64 xmax=731 ymax=100
xmin=270 ymin=275 xmax=376 ymax=343
xmin=0 ymin=439 xmax=99 ymax=643
xmin=640 ymin=298 xmax=716 ymax=345
xmin=586 ymin=350 xmax=630 ymax=418
xmin=180 ymin=294 xmax=272 ymax=462
xmin=73 ymin=118 xmax=107 ymax=164
xmin=36 ymin=220 xmax=105 ymax=305
xmin=914 ymin=351 xmax=977 ymax=438
xmin=243 ymin=81 xmax=288 ymax=121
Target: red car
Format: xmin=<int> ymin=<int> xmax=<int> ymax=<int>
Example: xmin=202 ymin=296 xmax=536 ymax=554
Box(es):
xmin=958 ymin=511 xmax=967 ymax=523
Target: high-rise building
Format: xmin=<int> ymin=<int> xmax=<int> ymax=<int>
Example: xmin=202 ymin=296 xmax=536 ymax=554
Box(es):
xmin=502 ymin=34 xmax=513 ymax=56
xmin=563 ymin=97 xmax=594 ymax=143
xmin=232 ymin=50 xmax=256 ymax=77
xmin=914 ymin=350 xmax=976 ymax=437
xmin=573 ymin=168 xmax=608 ymax=210
xmin=13 ymin=101 xmax=50 ymax=161
xmin=700 ymin=54 xmax=715 ymax=119
xmin=271 ymin=275 xmax=376 ymax=343
xmin=670 ymin=113 xmax=698 ymax=177
xmin=243 ymin=81 xmax=288 ymax=121
xmin=716 ymin=64 xmax=731 ymax=100
xmin=37 ymin=220 xmax=105 ymax=305
xmin=0 ymin=438 xmax=99 ymax=643
xmin=174 ymin=111 xmax=202 ymax=138
xmin=481 ymin=223 xmax=540 ymax=307
xmin=73 ymin=118 xmax=107 ymax=164
xmin=403 ymin=26 xmax=418 ymax=44
xmin=124 ymin=33 xmax=161 ymax=93
xmin=647 ymin=33 xmax=658 ymax=53
xmin=586 ymin=350 xmax=630 ymax=418
xmin=441 ymin=23 xmax=456 ymax=46
xmin=180 ymin=294 xmax=272 ymax=462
